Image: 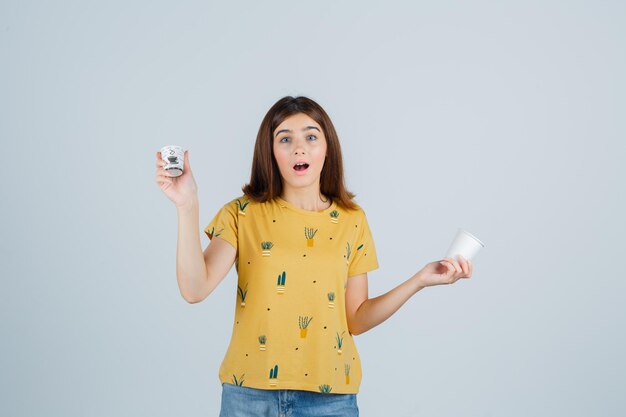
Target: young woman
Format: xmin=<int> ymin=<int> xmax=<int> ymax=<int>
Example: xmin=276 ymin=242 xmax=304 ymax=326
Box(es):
xmin=154 ymin=96 xmax=472 ymax=416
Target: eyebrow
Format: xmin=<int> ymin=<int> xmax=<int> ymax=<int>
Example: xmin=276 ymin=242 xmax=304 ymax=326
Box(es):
xmin=274 ymin=126 xmax=321 ymax=138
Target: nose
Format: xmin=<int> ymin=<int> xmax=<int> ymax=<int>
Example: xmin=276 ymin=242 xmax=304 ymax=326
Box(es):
xmin=293 ymin=140 xmax=307 ymax=155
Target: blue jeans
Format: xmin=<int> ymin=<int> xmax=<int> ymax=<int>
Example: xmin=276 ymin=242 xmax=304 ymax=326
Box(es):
xmin=219 ymin=382 xmax=359 ymax=417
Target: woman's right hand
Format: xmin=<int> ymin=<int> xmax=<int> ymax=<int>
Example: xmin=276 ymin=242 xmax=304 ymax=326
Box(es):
xmin=155 ymin=150 xmax=199 ymax=208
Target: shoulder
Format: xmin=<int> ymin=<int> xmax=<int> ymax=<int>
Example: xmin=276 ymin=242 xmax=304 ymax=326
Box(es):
xmin=221 ymin=194 xmax=249 ymax=207
xmin=225 ymin=194 xmax=249 ymax=206
xmin=341 ymin=201 xmax=367 ymax=219
xmin=333 ymin=202 xmax=368 ymax=231
xmin=345 ymin=202 xmax=376 ymax=231
xmin=220 ymin=194 xmax=262 ymax=215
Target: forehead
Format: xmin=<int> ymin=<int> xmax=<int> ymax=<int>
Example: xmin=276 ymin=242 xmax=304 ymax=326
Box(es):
xmin=274 ymin=113 xmax=321 ymax=133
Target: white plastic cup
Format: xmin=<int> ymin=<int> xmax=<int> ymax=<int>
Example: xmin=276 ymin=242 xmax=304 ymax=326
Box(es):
xmin=160 ymin=145 xmax=185 ymax=177
xmin=445 ymin=228 xmax=485 ymax=261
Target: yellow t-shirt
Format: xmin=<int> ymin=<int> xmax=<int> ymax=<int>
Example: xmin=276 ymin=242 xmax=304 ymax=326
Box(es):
xmin=204 ymin=194 xmax=379 ymax=394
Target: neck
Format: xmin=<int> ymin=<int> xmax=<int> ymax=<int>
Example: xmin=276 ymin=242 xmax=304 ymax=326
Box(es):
xmin=280 ymin=186 xmax=330 ymax=211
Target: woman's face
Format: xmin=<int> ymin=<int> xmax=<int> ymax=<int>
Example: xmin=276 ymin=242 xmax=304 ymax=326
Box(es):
xmin=272 ymin=113 xmax=328 ymax=192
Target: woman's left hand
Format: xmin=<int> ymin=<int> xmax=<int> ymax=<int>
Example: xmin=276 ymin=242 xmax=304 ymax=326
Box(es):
xmin=415 ymin=255 xmax=473 ymax=288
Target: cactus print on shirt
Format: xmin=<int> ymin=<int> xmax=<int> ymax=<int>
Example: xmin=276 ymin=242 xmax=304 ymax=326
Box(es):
xmin=204 ymin=195 xmax=379 ymax=394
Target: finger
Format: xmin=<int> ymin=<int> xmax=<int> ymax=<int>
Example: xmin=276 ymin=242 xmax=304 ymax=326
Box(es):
xmin=458 ymin=255 xmax=469 ymax=275
xmin=156 ymin=175 xmax=174 ymax=184
xmin=156 ymin=167 xmax=170 ymax=176
xmin=156 ymin=174 xmax=173 ymax=185
xmin=444 ymin=257 xmax=462 ymax=273
xmin=441 ymin=261 xmax=454 ymax=275
xmin=452 ymin=257 xmax=463 ymax=273
xmin=460 ymin=258 xmax=472 ymax=279
xmin=156 ymin=151 xmax=165 ymax=166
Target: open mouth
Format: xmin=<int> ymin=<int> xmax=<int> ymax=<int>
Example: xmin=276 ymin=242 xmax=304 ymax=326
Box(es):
xmin=293 ymin=163 xmax=310 ymax=172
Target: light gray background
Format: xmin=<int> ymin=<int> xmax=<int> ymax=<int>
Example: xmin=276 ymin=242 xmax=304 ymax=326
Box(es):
xmin=2 ymin=1 xmax=625 ymax=416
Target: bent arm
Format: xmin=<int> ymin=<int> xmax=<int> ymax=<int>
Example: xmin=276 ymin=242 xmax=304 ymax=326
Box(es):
xmin=351 ymin=273 xmax=426 ymax=335
xmin=175 ymin=198 xmax=237 ymax=303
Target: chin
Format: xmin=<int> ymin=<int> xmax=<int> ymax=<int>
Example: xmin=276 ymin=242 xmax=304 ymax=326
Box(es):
xmin=286 ymin=180 xmax=316 ymax=189
xmin=284 ymin=173 xmax=321 ymax=187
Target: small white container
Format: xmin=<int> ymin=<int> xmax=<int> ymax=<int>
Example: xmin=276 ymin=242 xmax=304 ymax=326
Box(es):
xmin=160 ymin=145 xmax=185 ymax=177
xmin=445 ymin=228 xmax=485 ymax=261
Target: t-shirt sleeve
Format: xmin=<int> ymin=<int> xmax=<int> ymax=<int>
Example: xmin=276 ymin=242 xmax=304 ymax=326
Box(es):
xmin=203 ymin=199 xmax=238 ymax=250
xmin=348 ymin=209 xmax=379 ymax=277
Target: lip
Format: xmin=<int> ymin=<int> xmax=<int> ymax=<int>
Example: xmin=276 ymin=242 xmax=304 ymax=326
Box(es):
xmin=292 ymin=164 xmax=310 ymax=175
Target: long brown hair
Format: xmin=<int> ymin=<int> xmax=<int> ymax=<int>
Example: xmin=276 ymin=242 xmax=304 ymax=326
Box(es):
xmin=241 ymin=96 xmax=359 ymax=211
